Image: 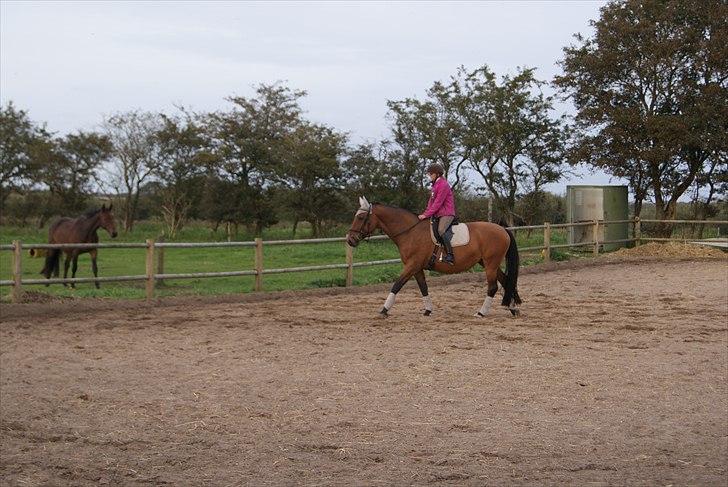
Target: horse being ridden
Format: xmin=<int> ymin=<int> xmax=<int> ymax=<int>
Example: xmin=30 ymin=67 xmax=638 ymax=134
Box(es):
xmin=41 ymin=204 xmax=118 ymax=288
xmin=346 ymin=197 xmax=522 ymax=317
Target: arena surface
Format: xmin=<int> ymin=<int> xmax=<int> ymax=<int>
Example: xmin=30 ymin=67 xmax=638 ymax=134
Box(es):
xmin=1 ymin=257 xmax=727 ymax=485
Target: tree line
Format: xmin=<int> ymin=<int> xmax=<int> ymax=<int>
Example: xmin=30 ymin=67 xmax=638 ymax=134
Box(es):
xmin=1 ymin=0 xmax=725 ymax=237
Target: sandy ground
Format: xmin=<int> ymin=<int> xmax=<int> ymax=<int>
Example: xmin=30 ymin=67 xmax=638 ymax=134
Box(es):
xmin=1 ymin=257 xmax=727 ymax=486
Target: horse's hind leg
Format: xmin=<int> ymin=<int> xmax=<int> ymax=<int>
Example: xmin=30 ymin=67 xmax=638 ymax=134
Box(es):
xmin=497 ymin=268 xmax=521 ymax=316
xmin=475 ymin=261 xmax=499 ymax=317
xmin=90 ymin=249 xmax=100 ymax=289
xmin=414 ymin=270 xmax=432 ymax=316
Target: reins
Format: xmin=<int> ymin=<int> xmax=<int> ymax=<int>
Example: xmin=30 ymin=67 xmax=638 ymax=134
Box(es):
xmin=388 ymin=218 xmax=426 ymax=240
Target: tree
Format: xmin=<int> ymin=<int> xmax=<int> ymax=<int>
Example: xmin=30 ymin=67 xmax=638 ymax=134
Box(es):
xmin=516 ymin=190 xmax=567 ymax=228
xmin=207 ymin=83 xmax=305 ymax=234
xmin=555 ymin=0 xmax=728 ymax=234
xmin=457 ymin=66 xmax=568 ymax=226
xmin=689 ymin=156 xmax=727 ymax=237
xmin=0 ymin=102 xmax=51 ymax=206
xmin=386 ymin=80 xmax=468 ymax=186
xmin=155 ymin=110 xmax=214 ymax=237
xmin=386 ymin=65 xmax=568 ymax=225
xmin=342 ymin=141 xmax=425 ymax=212
xmin=103 ymin=111 xmax=164 ymax=232
xmin=274 ymin=123 xmax=348 ymax=237
xmin=198 ymin=175 xmax=246 ymax=237
xmin=26 ymin=130 xmax=112 ymax=224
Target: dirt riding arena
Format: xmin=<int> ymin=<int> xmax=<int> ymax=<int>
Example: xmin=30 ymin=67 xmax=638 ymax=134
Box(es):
xmin=1 ymin=256 xmax=727 ymax=485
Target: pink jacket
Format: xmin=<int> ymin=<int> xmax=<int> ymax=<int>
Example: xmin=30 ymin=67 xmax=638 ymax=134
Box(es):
xmin=422 ymin=177 xmax=456 ymax=217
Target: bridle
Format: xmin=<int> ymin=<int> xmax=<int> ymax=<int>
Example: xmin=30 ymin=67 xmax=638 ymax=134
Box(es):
xmin=349 ymin=204 xmax=375 ymax=241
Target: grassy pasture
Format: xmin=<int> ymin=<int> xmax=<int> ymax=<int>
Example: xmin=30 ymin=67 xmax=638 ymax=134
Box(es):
xmin=0 ymin=220 xmax=576 ymax=301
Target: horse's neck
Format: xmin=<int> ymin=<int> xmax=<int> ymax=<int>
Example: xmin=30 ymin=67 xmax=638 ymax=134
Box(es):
xmin=375 ymin=208 xmax=419 ymax=239
xmin=78 ymin=213 xmax=101 ymax=239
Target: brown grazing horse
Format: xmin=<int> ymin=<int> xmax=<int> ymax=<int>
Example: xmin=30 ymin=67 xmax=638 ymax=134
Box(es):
xmin=346 ymin=197 xmax=522 ymax=317
xmin=41 ymin=204 xmax=118 ymax=288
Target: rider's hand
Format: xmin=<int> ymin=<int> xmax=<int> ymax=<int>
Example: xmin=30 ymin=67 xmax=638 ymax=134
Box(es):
xmin=418 ymin=214 xmax=427 ymax=220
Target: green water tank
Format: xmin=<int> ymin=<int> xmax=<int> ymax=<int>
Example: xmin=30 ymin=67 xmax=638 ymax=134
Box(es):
xmin=567 ymin=185 xmax=629 ymax=251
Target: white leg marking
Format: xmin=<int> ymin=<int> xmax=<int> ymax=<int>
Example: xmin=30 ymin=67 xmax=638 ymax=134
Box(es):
xmin=476 ymin=296 xmax=493 ymax=317
xmin=422 ymin=295 xmax=433 ymax=312
xmin=384 ymin=292 xmax=396 ymax=310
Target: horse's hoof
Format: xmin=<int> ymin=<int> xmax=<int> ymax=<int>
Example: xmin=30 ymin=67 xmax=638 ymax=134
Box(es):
xmin=509 ymin=308 xmax=520 ymax=317
xmin=474 ymin=312 xmax=486 ymax=318
xmin=423 ymin=309 xmax=432 ymax=316
xmin=379 ymin=308 xmax=389 ymax=317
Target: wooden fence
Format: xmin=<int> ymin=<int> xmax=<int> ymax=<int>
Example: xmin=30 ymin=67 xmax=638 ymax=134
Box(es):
xmin=2 ymin=218 xmax=725 ymax=303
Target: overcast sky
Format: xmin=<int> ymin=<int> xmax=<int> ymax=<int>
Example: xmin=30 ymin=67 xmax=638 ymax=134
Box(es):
xmin=1 ymin=0 xmax=622 ymax=193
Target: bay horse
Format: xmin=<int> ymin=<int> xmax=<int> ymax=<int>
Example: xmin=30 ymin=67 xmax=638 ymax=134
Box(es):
xmin=346 ymin=197 xmax=522 ymax=317
xmin=41 ymin=204 xmax=118 ymax=288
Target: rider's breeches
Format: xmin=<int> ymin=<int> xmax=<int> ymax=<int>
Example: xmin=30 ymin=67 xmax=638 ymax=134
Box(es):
xmin=438 ymin=215 xmax=455 ymax=241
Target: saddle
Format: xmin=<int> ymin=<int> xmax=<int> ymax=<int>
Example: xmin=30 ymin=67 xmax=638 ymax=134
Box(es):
xmin=429 ymin=220 xmax=470 ymax=247
xmin=425 ymin=219 xmax=470 ymax=270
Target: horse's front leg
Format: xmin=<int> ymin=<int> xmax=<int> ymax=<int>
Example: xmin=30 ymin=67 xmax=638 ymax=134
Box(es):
xmin=90 ymin=249 xmax=100 ymax=289
xmin=62 ymin=252 xmax=72 ymax=288
xmin=380 ymin=267 xmax=417 ymax=317
xmin=414 ymin=270 xmax=433 ymax=316
xmin=70 ymin=253 xmax=80 ymax=289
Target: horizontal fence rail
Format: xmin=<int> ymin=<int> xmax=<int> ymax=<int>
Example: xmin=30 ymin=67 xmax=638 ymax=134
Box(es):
xmin=2 ymin=218 xmax=725 ymax=303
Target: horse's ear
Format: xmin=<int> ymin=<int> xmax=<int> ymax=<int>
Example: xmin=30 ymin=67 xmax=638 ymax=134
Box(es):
xmin=359 ymin=196 xmax=370 ymax=210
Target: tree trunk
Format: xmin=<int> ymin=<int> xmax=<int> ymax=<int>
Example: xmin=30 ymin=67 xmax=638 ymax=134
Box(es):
xmin=123 ymin=194 xmax=134 ymax=232
xmin=654 ymin=199 xmax=677 ymax=238
xmin=633 ymin=198 xmax=643 ymax=219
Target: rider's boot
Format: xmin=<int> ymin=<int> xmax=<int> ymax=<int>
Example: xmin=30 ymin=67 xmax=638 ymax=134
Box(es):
xmin=442 ymin=232 xmax=455 ymax=265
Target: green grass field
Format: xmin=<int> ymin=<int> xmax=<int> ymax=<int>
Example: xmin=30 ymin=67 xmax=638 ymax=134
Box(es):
xmin=0 ymin=220 xmax=583 ymax=302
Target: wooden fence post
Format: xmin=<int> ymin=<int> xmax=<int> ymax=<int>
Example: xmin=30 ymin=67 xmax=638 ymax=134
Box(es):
xmin=543 ymin=223 xmax=551 ymax=263
xmin=146 ymin=239 xmax=155 ymax=301
xmin=156 ymin=235 xmax=165 ymax=286
xmin=254 ymin=238 xmax=263 ymax=292
xmin=593 ymin=220 xmax=599 ymax=256
xmin=12 ymin=240 xmax=22 ymax=303
xmin=345 ymin=243 xmax=353 ymax=287
xmin=634 ymin=217 xmax=641 ymax=247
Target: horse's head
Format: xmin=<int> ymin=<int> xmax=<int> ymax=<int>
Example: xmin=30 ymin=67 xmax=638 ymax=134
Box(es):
xmin=346 ymin=196 xmax=378 ymax=247
xmin=99 ymin=204 xmax=118 ymax=238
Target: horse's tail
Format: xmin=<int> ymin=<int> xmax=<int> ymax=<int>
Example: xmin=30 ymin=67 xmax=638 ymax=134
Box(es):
xmin=501 ymin=228 xmax=522 ymax=307
xmin=41 ymin=249 xmax=60 ymax=279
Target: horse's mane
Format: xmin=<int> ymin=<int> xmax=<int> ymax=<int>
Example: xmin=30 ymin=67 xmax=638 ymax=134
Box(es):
xmin=371 ymin=202 xmax=418 ymax=217
xmin=82 ymin=208 xmax=102 ymax=219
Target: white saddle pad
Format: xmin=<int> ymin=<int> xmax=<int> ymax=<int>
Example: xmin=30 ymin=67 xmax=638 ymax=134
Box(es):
xmin=430 ymin=223 xmax=470 ymax=247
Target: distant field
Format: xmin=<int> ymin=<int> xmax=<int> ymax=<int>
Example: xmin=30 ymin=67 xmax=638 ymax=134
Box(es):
xmin=1 ymin=220 xmax=579 ymax=301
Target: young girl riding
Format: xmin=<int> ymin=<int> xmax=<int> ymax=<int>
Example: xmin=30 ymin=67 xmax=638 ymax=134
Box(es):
xmin=418 ymin=163 xmax=456 ymax=265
